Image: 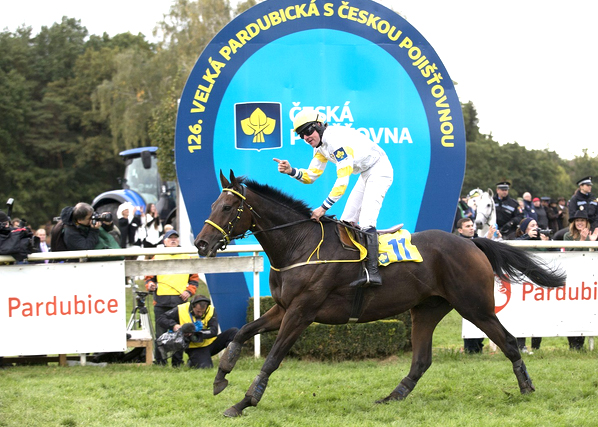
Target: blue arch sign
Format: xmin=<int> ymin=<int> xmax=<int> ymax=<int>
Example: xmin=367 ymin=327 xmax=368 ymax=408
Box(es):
xmin=175 ymin=0 xmax=465 ymax=329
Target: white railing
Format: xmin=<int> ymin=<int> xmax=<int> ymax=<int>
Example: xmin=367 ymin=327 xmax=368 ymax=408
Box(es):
xmin=3 ymin=239 xmax=596 ymax=355
xmin=0 ymin=244 xmax=266 ymax=357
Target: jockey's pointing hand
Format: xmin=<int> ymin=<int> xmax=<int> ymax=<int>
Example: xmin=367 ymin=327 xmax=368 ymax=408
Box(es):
xmin=273 ymin=158 xmax=292 ymax=175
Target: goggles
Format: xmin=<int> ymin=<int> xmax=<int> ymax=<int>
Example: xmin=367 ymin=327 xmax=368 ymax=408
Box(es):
xmin=298 ymin=123 xmax=317 ymax=139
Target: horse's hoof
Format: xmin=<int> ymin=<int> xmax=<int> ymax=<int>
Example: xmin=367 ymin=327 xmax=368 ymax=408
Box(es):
xmin=520 ymin=384 xmax=536 ymax=394
xmin=213 ymin=379 xmax=229 ymax=396
xmin=375 ymin=392 xmax=404 ymax=404
xmin=223 ymin=406 xmax=242 ymax=417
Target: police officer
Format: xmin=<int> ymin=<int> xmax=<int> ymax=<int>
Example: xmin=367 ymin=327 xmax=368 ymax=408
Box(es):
xmin=568 ymin=176 xmax=597 ymax=229
xmin=493 ymin=181 xmax=522 ymax=237
xmin=274 ymin=110 xmax=393 ymax=287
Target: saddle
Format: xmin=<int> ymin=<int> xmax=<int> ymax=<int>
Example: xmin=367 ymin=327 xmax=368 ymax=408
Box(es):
xmin=337 ymin=223 xmax=403 ymax=251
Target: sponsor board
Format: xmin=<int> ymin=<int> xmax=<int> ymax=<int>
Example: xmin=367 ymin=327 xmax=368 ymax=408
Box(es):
xmin=0 ymin=262 xmax=126 ymax=356
xmin=175 ymin=0 xmax=465 ymax=326
xmin=463 ymin=252 xmax=598 ymax=338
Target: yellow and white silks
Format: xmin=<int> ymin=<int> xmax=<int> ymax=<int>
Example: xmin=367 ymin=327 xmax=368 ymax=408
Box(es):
xmin=290 ymin=126 xmax=393 ymax=228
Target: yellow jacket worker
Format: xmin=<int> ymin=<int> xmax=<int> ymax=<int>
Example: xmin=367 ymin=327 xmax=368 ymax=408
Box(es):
xmin=145 ymin=229 xmax=198 ymax=366
xmin=157 ymin=295 xmax=238 ymax=369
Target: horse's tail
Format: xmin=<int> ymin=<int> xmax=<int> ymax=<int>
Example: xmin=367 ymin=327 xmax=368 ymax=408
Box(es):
xmin=472 ymin=238 xmax=566 ymax=288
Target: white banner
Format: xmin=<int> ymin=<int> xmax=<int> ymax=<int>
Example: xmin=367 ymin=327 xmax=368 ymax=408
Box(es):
xmin=0 ymin=262 xmax=126 ymax=356
xmin=463 ymin=252 xmax=598 ymax=338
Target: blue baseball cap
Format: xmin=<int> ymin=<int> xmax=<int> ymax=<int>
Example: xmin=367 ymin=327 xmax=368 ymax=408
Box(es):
xmin=164 ymin=229 xmax=179 ymax=239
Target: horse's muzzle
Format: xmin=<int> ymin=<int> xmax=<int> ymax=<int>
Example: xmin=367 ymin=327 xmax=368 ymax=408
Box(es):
xmin=195 ymin=238 xmax=223 ymax=257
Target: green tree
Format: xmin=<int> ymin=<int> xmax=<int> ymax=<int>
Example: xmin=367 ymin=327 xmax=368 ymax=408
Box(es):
xmin=149 ymin=87 xmax=178 ymax=181
xmin=461 ymin=102 xmax=576 ymax=201
xmin=569 ymin=150 xmax=598 ymax=186
xmin=461 ymin=101 xmax=480 ymax=143
xmin=147 ymin=0 xmax=257 ymax=179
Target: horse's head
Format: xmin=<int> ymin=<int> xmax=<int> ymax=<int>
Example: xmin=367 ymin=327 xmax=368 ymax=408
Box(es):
xmin=195 ymin=170 xmax=254 ymax=257
xmin=467 ymin=188 xmax=484 ymax=209
xmin=473 ymin=188 xmax=495 ymax=229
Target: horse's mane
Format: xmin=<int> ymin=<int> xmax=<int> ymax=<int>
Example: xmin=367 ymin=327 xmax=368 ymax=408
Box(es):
xmin=239 ymin=177 xmax=312 ymax=217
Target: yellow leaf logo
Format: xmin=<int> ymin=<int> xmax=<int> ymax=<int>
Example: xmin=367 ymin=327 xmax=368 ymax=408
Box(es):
xmin=240 ymin=108 xmax=276 ymax=143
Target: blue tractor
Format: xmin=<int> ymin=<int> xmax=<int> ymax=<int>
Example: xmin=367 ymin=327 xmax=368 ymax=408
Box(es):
xmin=92 ymin=147 xmax=177 ymax=227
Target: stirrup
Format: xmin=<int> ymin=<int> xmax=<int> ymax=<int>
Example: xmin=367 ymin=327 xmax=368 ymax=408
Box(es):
xmin=349 ymin=265 xmax=382 ymax=288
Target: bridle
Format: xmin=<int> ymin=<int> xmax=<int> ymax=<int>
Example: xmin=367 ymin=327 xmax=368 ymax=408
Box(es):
xmin=202 ymin=185 xmax=366 ymax=271
xmin=204 ymin=187 xmax=257 ymax=250
xmin=203 ymin=186 xmax=310 ymax=249
xmin=475 ymin=193 xmax=496 ymax=228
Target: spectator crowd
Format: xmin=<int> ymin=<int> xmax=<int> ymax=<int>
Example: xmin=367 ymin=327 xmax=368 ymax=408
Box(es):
xmin=454 ymin=176 xmax=598 ymax=353
xmin=2 ymin=173 xmax=597 ymax=366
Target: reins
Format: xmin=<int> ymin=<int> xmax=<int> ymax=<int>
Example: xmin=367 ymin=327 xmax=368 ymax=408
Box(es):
xmin=269 ymin=220 xmax=367 ymax=272
xmin=203 ymin=186 xmax=367 ymax=271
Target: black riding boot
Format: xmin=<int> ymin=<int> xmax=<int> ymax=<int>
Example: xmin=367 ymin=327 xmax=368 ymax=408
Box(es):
xmin=350 ymin=227 xmax=382 ymax=287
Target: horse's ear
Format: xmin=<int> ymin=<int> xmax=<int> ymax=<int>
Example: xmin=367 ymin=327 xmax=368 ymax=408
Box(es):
xmin=220 ymin=170 xmax=230 ymax=188
xmin=229 ymin=170 xmax=239 ymax=188
xmin=488 ymin=188 xmax=494 ymax=197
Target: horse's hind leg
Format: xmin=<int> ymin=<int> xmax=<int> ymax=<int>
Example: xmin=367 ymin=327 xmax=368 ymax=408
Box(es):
xmin=377 ymin=297 xmax=452 ymax=403
xmin=214 ymin=304 xmax=285 ymax=395
xmin=464 ymin=313 xmax=535 ymax=394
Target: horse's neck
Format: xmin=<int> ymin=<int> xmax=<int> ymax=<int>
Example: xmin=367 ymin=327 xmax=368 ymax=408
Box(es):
xmin=254 ymin=220 xmax=320 ymax=267
xmin=248 ymin=196 xmax=312 ymax=259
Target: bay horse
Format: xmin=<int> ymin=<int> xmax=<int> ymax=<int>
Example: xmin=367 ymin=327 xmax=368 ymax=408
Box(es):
xmin=195 ymin=171 xmax=566 ymax=418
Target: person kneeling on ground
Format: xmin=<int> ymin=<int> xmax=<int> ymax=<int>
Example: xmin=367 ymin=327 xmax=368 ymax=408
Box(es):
xmin=157 ymin=295 xmax=238 ymax=368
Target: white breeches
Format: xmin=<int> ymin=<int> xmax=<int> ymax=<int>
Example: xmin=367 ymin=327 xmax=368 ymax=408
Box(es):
xmin=340 ymin=155 xmax=393 ymax=229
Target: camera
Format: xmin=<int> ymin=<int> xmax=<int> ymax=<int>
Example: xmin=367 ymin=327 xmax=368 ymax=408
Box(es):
xmin=91 ymin=212 xmax=113 ymax=225
xmin=535 ymin=228 xmax=551 ymax=237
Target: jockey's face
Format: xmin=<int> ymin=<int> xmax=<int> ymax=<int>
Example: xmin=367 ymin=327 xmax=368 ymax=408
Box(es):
xmin=303 ymin=127 xmax=321 ymax=148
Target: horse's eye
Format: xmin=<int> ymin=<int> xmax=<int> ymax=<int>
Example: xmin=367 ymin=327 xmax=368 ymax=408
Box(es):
xmin=222 ymin=205 xmax=232 ymax=212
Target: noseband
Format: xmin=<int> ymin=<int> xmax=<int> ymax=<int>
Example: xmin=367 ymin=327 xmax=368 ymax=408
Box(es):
xmin=475 ymin=196 xmax=495 ymax=228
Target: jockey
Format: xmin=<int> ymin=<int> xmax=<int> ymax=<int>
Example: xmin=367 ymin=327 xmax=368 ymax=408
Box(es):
xmin=273 ymin=110 xmax=393 ymax=287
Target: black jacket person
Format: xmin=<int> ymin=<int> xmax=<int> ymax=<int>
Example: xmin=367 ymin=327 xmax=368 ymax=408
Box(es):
xmin=493 ymin=181 xmax=522 ymax=237
xmin=568 ymin=176 xmax=597 ymax=229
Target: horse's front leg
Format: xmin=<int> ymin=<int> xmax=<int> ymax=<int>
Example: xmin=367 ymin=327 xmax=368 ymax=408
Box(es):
xmin=214 ymin=304 xmax=285 ymax=395
xmin=223 ymin=304 xmax=316 ymax=417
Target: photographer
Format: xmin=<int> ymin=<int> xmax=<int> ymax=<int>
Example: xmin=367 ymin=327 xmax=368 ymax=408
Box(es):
xmin=0 ymin=209 xmax=34 ymax=263
xmin=58 ymin=203 xmax=118 ymax=251
xmin=514 ymin=217 xmax=551 ymax=242
xmin=157 ymin=295 xmax=238 ymax=369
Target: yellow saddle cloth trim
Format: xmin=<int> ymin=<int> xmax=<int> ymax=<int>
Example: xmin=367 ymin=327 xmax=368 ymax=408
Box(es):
xmin=377 ymin=229 xmax=423 ymax=266
xmin=347 ymin=228 xmax=423 ymax=266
